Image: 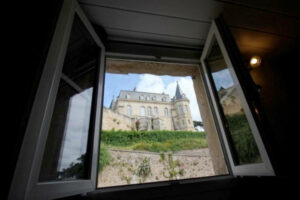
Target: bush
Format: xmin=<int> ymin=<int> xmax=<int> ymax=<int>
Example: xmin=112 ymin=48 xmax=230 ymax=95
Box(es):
xmin=226 ymin=114 xmax=261 ymax=164
xmin=98 ymin=145 xmax=111 ymax=172
xmin=101 ymin=130 xmax=206 ymax=147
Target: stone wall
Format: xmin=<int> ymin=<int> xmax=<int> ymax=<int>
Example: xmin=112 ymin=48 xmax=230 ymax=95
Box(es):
xmin=102 ymin=107 xmax=133 ymax=131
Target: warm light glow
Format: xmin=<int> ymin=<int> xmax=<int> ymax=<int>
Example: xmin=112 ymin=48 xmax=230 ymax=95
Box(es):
xmin=250 ymin=56 xmax=261 ymax=68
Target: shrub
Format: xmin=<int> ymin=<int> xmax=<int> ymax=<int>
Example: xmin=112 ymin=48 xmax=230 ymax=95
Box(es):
xmin=225 ymin=114 xmax=261 ymax=164
xmin=98 ymin=145 xmax=111 ymax=172
xmin=101 ymin=130 xmax=206 ymax=147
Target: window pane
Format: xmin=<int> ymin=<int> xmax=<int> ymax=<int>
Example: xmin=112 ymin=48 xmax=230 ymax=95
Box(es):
xmin=141 ymin=106 xmax=145 ymax=116
xmin=205 ymin=38 xmax=262 ymax=165
xmin=39 ymin=14 xmax=99 ymax=182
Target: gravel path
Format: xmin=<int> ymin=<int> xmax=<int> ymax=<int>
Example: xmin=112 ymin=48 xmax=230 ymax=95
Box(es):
xmin=98 ymin=148 xmax=215 ymax=188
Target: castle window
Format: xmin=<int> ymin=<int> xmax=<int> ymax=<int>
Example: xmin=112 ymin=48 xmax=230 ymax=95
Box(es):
xmin=127 ymin=105 xmax=131 ymax=116
xmin=148 ymin=107 xmax=152 ymax=117
xmin=182 ymin=120 xmax=185 ymax=125
xmin=164 ymin=108 xmax=168 ymax=117
xmin=154 ymin=107 xmax=158 ymax=117
xmin=179 ymin=105 xmax=184 ymax=114
xmin=185 ymin=105 xmax=189 ymax=113
xmin=141 ymin=106 xmax=145 ymax=116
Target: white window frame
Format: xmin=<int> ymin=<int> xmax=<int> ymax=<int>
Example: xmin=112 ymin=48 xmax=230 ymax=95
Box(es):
xmin=200 ymin=20 xmax=274 ymax=176
xmin=8 ymin=0 xmax=106 ymax=199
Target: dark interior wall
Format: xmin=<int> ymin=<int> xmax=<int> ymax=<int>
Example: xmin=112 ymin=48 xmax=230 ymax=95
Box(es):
xmin=5 ymin=1 xmax=62 ymax=199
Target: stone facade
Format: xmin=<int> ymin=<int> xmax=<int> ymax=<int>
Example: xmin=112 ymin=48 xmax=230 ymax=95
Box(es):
xmin=102 ymin=83 xmax=195 ymax=131
xmin=218 ymin=86 xmax=243 ymax=116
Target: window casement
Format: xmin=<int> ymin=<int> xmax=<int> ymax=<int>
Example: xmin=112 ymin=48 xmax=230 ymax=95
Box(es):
xmin=9 ymin=0 xmax=105 ymax=199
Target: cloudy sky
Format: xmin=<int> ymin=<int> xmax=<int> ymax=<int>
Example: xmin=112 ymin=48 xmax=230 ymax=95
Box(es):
xmin=103 ymin=73 xmax=202 ymax=122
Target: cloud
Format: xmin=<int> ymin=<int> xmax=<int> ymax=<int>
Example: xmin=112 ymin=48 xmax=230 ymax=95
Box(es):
xmin=136 ymin=74 xmax=165 ymax=93
xmin=136 ymin=75 xmax=202 ymax=121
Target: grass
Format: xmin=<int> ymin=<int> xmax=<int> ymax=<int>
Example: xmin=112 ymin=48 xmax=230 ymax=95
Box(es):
xmin=98 ymin=144 xmax=111 ymax=172
xmin=100 ymin=130 xmax=207 ymax=152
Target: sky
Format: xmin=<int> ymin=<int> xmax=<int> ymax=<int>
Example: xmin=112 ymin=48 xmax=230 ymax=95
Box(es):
xmin=103 ymin=73 xmax=202 ymax=122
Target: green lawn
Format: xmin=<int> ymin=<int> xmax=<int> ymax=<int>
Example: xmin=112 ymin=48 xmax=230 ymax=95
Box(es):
xmin=100 ymin=130 xmax=208 ymax=152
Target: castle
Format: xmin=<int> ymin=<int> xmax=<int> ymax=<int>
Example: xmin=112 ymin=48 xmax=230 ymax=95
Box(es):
xmin=102 ymin=82 xmax=195 ymax=131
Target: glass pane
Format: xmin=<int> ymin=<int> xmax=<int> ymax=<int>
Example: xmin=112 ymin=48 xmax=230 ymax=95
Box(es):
xmin=39 ymin=14 xmax=99 ymax=182
xmin=205 ymin=37 xmax=262 ymax=165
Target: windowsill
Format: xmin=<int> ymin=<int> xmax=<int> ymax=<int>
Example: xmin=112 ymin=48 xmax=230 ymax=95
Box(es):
xmin=87 ymin=175 xmax=233 ymax=199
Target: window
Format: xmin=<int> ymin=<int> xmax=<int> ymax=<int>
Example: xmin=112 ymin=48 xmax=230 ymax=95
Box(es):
xmin=152 ymin=96 xmax=156 ymax=101
xmin=200 ymin=20 xmax=274 ymax=176
xmin=140 ymin=95 xmax=144 ymax=100
xmin=9 ymin=1 xmax=106 ymax=199
xmin=141 ymin=106 xmax=145 ymax=116
xmin=148 ymin=107 xmax=152 ymax=117
xmin=164 ymin=108 xmax=169 ymax=117
xmin=185 ymin=105 xmax=189 ymax=113
xmin=182 ymin=120 xmax=185 ymax=126
xmin=179 ymin=105 xmax=184 ymax=115
xmin=126 ymin=94 xmax=130 ymax=99
xmin=127 ymin=105 xmax=131 ymax=116
xmin=146 ymin=96 xmax=150 ymax=100
xmin=154 ymin=107 xmax=158 ymax=117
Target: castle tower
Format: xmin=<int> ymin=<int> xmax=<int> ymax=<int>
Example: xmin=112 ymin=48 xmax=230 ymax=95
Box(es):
xmin=171 ymin=82 xmax=195 ymax=131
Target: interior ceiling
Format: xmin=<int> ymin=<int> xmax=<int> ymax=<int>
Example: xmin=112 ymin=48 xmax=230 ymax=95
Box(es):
xmin=79 ymin=0 xmax=300 ymax=50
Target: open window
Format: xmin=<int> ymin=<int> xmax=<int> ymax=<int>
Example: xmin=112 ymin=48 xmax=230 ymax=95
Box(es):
xmin=9 ymin=1 xmax=275 ymax=199
xmin=200 ymin=20 xmax=274 ymax=176
xmin=9 ymin=0 xmax=105 ymax=199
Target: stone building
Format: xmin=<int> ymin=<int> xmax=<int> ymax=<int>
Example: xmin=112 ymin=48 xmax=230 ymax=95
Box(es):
xmin=102 ymin=82 xmax=195 ymax=131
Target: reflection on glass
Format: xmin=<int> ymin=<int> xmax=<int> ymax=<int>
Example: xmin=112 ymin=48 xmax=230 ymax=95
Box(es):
xmin=206 ymin=38 xmax=262 ymax=165
xmin=39 ymin=14 xmax=99 ymax=182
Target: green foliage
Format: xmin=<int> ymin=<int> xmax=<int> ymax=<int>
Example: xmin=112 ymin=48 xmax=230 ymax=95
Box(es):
xmin=58 ymin=154 xmax=86 ymax=179
xmin=162 ymin=153 xmax=184 ymax=180
xmin=98 ymin=145 xmax=111 ymax=172
xmin=132 ymin=138 xmax=207 ymax=152
xmin=225 ymin=114 xmax=261 ymax=164
xmin=136 ymin=157 xmax=151 ymax=181
xmin=101 ymin=130 xmax=206 ymax=146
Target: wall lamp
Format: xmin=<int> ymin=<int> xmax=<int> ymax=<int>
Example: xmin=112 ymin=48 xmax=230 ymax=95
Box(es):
xmin=249 ymin=56 xmax=261 ymax=68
